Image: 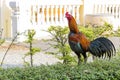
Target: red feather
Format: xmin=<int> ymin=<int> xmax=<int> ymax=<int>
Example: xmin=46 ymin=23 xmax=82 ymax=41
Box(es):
xmin=69 ymin=33 xmax=90 ymax=51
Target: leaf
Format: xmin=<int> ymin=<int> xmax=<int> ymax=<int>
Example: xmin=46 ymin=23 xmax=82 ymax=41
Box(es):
xmin=0 ymin=39 xmax=5 ymax=45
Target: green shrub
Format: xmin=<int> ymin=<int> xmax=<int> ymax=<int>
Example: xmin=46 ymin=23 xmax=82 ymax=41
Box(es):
xmin=78 ymin=25 xmax=94 ymax=40
xmin=0 ymin=57 xmax=120 ymax=80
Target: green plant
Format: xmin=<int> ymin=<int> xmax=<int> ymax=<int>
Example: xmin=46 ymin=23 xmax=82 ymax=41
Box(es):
xmin=78 ymin=25 xmax=94 ymax=40
xmin=43 ymin=26 xmax=77 ymax=64
xmin=23 ymin=29 xmax=40 ymax=67
xmin=95 ymin=22 xmax=113 ymax=37
xmin=0 ymin=56 xmax=120 ymax=80
xmin=84 ymin=22 xmax=113 ymax=39
xmin=0 ymin=29 xmax=5 ymax=45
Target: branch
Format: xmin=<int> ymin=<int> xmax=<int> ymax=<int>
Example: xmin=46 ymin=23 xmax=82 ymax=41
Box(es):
xmin=0 ymin=33 xmax=18 ymax=66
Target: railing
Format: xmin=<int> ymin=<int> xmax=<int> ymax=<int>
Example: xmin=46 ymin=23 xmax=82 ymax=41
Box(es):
xmin=14 ymin=0 xmax=83 ymax=41
xmin=84 ymin=0 xmax=120 ymax=18
xmin=93 ymin=0 xmax=120 ymax=19
xmin=84 ymin=0 xmax=120 ymax=29
xmin=19 ymin=0 xmax=83 ymax=27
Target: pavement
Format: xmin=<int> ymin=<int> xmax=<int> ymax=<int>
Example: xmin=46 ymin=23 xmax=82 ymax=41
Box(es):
xmin=0 ymin=40 xmax=61 ymax=68
xmin=0 ymin=37 xmax=119 ymax=68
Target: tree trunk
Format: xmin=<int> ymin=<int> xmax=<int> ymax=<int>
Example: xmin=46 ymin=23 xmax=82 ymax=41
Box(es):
xmin=30 ymin=42 xmax=33 ymax=67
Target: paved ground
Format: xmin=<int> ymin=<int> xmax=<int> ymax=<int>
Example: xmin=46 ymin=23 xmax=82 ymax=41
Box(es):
xmin=0 ymin=41 xmax=61 ymax=68
xmin=0 ymin=37 xmax=119 ymax=68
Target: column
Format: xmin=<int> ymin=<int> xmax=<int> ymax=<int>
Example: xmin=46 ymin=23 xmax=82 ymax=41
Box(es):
xmin=72 ymin=5 xmax=75 ymax=18
xmin=115 ymin=5 xmax=118 ymax=18
xmin=51 ymin=5 xmax=54 ymax=24
xmin=38 ymin=5 xmax=42 ymax=25
xmin=94 ymin=4 xmax=97 ymax=14
xmin=41 ymin=6 xmax=45 ymax=24
xmin=112 ymin=5 xmax=115 ymax=18
xmin=101 ymin=4 xmax=104 ymax=13
xmin=119 ymin=5 xmax=120 ymax=19
xmin=32 ymin=1 xmax=36 ymax=25
xmin=59 ymin=5 xmax=63 ymax=24
xmin=105 ymin=4 xmax=108 ymax=14
xmin=108 ymin=5 xmax=111 ymax=15
xmin=63 ymin=5 xmax=67 ymax=24
xmin=46 ymin=5 xmax=50 ymax=24
xmin=98 ymin=4 xmax=101 ymax=13
xmin=76 ymin=6 xmax=80 ymax=24
xmin=55 ymin=5 xmax=58 ymax=24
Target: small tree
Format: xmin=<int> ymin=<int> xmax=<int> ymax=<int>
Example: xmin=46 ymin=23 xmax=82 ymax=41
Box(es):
xmin=44 ymin=26 xmax=77 ymax=64
xmin=24 ymin=29 xmax=40 ymax=67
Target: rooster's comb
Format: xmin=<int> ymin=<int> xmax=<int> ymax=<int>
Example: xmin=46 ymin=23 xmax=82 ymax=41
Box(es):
xmin=65 ymin=12 xmax=69 ymax=16
xmin=65 ymin=12 xmax=71 ymax=18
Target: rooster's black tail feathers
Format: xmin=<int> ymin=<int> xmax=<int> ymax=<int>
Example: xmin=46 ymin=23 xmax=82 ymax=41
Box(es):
xmin=89 ymin=37 xmax=116 ymax=59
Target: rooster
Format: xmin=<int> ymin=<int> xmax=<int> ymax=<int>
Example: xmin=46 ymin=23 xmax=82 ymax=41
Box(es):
xmin=65 ymin=12 xmax=116 ymax=64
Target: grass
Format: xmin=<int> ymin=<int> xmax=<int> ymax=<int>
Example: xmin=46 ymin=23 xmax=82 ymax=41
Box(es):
xmin=0 ymin=57 xmax=120 ymax=80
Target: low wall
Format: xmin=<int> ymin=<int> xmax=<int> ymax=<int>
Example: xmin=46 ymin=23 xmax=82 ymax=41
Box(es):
xmin=85 ymin=14 xmax=114 ymax=26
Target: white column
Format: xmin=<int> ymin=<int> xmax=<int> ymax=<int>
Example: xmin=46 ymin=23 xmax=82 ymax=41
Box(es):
xmin=98 ymin=4 xmax=101 ymax=13
xmin=105 ymin=4 xmax=108 ymax=14
xmin=94 ymin=4 xmax=97 ymax=14
xmin=72 ymin=5 xmax=75 ymax=17
xmin=30 ymin=5 xmax=33 ymax=24
xmin=68 ymin=5 xmax=72 ymax=14
xmin=37 ymin=5 xmax=40 ymax=25
xmin=36 ymin=6 xmax=38 ymax=25
xmin=115 ymin=5 xmax=118 ymax=19
xmin=119 ymin=5 xmax=120 ymax=19
xmin=33 ymin=6 xmax=38 ymax=25
xmin=101 ymin=4 xmax=104 ymax=13
xmin=55 ymin=5 xmax=58 ymax=24
xmin=41 ymin=6 xmax=45 ymax=24
xmin=59 ymin=5 xmax=63 ymax=24
xmin=32 ymin=6 xmax=35 ymax=25
xmin=76 ymin=6 xmax=80 ymax=24
xmin=63 ymin=5 xmax=67 ymax=23
xmin=46 ymin=5 xmax=50 ymax=24
xmin=51 ymin=5 xmax=54 ymax=24
xmin=38 ymin=5 xmax=42 ymax=25
xmin=109 ymin=5 xmax=111 ymax=14
xmin=112 ymin=5 xmax=115 ymax=18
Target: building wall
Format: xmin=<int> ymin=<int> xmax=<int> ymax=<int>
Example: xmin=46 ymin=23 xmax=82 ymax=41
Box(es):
xmin=0 ymin=0 xmax=3 ymax=29
xmin=2 ymin=0 xmax=12 ymax=39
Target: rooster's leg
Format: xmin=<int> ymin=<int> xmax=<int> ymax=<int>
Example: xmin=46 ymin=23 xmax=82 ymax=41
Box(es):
xmin=76 ymin=53 xmax=81 ymax=65
xmin=82 ymin=52 xmax=87 ymax=63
